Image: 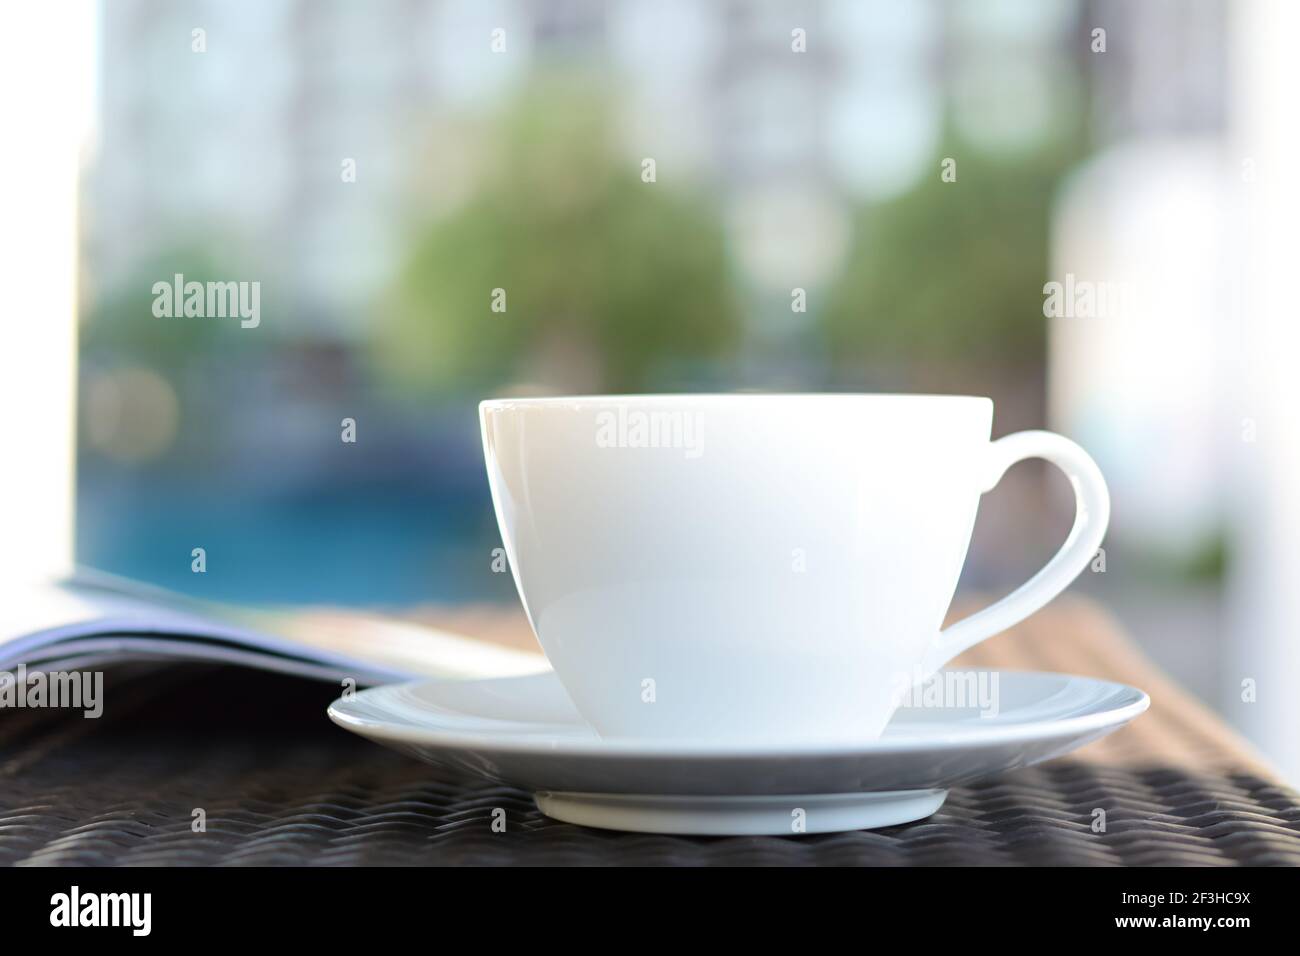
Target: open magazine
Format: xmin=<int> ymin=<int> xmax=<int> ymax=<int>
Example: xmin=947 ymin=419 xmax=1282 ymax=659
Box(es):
xmin=1 ymin=568 xmax=546 ymax=685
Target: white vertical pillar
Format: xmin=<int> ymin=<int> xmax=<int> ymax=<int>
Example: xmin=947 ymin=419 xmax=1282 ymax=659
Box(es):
xmin=1048 ymin=142 xmax=1228 ymax=554
xmin=1226 ymin=0 xmax=1300 ymax=782
xmin=0 ymin=5 xmax=96 ymax=587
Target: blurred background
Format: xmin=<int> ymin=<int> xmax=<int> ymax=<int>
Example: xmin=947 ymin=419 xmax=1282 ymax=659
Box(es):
xmin=5 ymin=0 xmax=1299 ymax=778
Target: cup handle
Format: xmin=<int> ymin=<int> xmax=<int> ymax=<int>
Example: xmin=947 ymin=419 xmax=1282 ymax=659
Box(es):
xmin=921 ymin=430 xmax=1110 ymax=674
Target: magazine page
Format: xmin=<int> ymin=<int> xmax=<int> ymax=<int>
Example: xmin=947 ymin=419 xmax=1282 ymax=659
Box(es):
xmin=0 ymin=569 xmax=545 ymax=684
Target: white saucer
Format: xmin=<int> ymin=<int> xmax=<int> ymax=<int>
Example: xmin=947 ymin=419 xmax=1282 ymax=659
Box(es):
xmin=327 ymin=670 xmax=1148 ymax=836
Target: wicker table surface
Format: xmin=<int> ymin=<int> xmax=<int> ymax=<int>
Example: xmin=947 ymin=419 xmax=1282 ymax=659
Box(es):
xmin=2 ymin=597 xmax=1298 ymax=866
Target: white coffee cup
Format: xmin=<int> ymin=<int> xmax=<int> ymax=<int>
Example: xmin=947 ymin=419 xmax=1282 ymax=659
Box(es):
xmin=480 ymin=394 xmax=1109 ymax=744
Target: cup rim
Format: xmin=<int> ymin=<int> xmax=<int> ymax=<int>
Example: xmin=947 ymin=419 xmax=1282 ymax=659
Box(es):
xmin=481 ymin=393 xmax=993 ymax=411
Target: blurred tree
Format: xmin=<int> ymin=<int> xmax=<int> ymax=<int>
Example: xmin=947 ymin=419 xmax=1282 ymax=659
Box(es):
xmin=821 ymin=138 xmax=1078 ymax=375
xmin=79 ymin=243 xmax=263 ymax=467
xmin=375 ymin=79 xmax=740 ymax=394
xmin=80 ymin=243 xmax=252 ymax=366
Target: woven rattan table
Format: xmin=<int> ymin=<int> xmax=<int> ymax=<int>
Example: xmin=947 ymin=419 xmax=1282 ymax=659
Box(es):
xmin=2 ymin=597 xmax=1298 ymax=865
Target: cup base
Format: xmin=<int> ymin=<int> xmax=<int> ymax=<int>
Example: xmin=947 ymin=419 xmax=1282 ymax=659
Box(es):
xmin=534 ymin=787 xmax=947 ymax=836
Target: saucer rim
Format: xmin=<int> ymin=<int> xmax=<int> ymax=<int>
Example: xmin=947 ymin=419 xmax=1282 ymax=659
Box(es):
xmin=327 ymin=668 xmax=1150 ymax=759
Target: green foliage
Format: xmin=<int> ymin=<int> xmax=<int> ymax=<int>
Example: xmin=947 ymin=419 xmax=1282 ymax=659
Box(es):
xmin=80 ymin=244 xmax=257 ymax=367
xmin=821 ymin=139 xmax=1079 ymax=369
xmin=1132 ymin=532 xmax=1229 ymax=586
xmin=376 ymin=81 xmax=740 ymax=394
